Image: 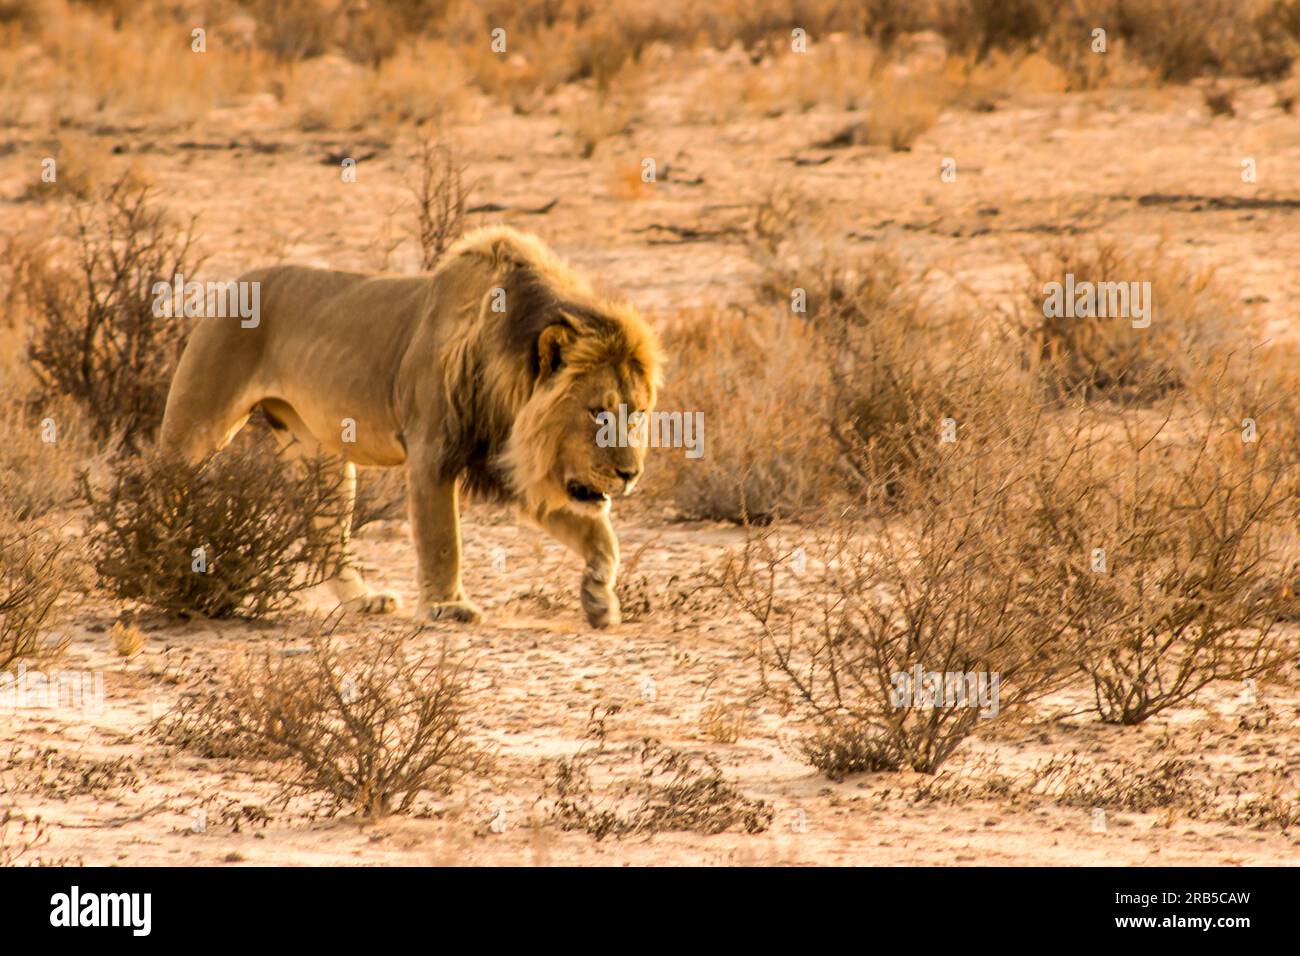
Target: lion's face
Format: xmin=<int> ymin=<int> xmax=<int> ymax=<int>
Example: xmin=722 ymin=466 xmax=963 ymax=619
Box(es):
xmin=553 ymin=364 xmax=654 ymax=511
xmin=505 ymin=346 xmax=657 ymax=515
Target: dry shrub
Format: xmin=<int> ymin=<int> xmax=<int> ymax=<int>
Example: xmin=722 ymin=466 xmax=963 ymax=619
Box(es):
xmin=155 ymin=622 xmax=490 ymax=817
xmin=546 ymin=710 xmax=772 ymax=839
xmin=901 ymin=749 xmax=1213 ymax=815
xmin=359 ymin=37 xmax=471 ymax=123
xmin=695 ymin=0 xmax=847 ymax=54
xmin=644 ymin=306 xmax=837 ymax=523
xmin=1225 ymin=786 xmax=1300 ymax=832
xmin=757 ymin=237 xmax=1032 ymax=506
xmin=692 ymin=208 xmax=1041 ymax=518
xmin=459 ymin=8 xmax=589 ymax=115
xmin=245 ymin=0 xmax=335 ymax=63
xmin=741 ymin=36 xmax=881 ymax=115
xmin=22 ymin=175 xmax=201 ymax=449
xmin=695 ymin=35 xmax=949 ymax=134
xmin=83 ymin=447 xmax=350 ymax=619
xmin=9 ymin=3 xmax=272 ymax=127
xmin=1018 ymin=238 xmax=1240 ymax=404
xmin=0 ymin=519 xmax=73 ymax=673
xmin=409 ymin=136 xmax=468 ymax=271
xmin=932 ymin=0 xmax=1053 ymax=61
xmin=465 ymin=1 xmax=688 ymax=113
xmin=698 ymin=701 xmax=748 ymax=743
xmin=1036 ymin=408 xmax=1296 ymax=724
xmin=1115 ymin=0 xmax=1295 ymax=83
xmin=724 ymin=427 xmax=1087 ymax=776
xmin=866 ymin=73 xmax=946 ymax=150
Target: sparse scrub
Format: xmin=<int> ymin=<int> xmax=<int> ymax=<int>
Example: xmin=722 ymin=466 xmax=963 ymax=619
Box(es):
xmin=1 ymin=746 xmax=141 ymax=800
xmin=900 ymin=749 xmax=1214 ymax=815
xmin=83 ymin=447 xmax=349 ymax=619
xmin=562 ymin=71 xmax=642 ymax=157
xmin=18 ymin=132 xmax=116 ymax=202
xmin=1038 ymin=410 xmax=1296 ymax=724
xmin=866 ymin=74 xmax=946 ymax=150
xmin=724 ymin=428 xmax=1089 ymax=776
xmin=285 ymin=38 xmax=469 ymax=130
xmin=1225 ymin=786 xmax=1300 ymax=831
xmin=155 ymin=623 xmax=490 ymax=817
xmin=0 ymin=808 xmax=51 ymax=867
xmin=698 ymin=701 xmax=748 ymax=743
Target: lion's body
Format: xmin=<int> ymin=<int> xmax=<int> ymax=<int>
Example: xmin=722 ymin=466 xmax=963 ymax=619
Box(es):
xmin=159 ymin=227 xmax=661 ymax=626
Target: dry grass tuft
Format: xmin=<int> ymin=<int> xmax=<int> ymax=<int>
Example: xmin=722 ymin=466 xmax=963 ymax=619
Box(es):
xmin=110 ymin=620 xmax=146 ymax=658
xmin=645 ymin=306 xmax=837 ymax=523
xmin=1017 ymin=238 xmax=1242 ymax=404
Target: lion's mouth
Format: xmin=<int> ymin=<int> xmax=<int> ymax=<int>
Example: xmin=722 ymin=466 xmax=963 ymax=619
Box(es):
xmin=566 ymin=480 xmax=610 ymax=505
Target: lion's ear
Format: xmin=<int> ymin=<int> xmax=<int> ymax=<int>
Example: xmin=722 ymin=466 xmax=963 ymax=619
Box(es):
xmin=536 ymin=322 xmax=572 ymax=380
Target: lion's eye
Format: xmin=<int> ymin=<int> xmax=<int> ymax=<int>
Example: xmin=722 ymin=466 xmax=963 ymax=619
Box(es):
xmin=588 ymin=407 xmax=606 ymax=421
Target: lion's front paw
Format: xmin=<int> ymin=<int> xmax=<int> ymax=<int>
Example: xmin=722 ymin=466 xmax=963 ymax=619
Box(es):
xmin=415 ymin=599 xmax=484 ymax=625
xmin=344 ymin=590 xmax=403 ymax=615
xmin=582 ymin=579 xmax=620 ymax=629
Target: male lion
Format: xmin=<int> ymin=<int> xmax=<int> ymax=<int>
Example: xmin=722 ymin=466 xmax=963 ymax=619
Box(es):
xmin=158 ymin=226 xmax=662 ymax=628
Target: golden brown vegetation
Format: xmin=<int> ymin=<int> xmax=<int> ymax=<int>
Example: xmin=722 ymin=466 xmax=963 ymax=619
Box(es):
xmin=5 ymin=0 xmax=1299 ymax=134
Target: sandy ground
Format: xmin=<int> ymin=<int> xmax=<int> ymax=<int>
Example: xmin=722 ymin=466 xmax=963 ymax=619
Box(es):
xmin=2 ymin=50 xmax=1299 ymax=865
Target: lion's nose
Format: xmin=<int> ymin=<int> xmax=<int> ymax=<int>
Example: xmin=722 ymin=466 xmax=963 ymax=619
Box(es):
xmin=616 ymin=466 xmax=640 ymax=483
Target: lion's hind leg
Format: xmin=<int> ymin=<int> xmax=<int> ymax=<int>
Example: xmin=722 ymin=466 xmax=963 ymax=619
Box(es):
xmin=265 ymin=413 xmax=402 ymax=615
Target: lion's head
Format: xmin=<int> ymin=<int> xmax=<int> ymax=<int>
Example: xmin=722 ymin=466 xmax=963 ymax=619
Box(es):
xmin=436 ymin=228 xmax=663 ymax=515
